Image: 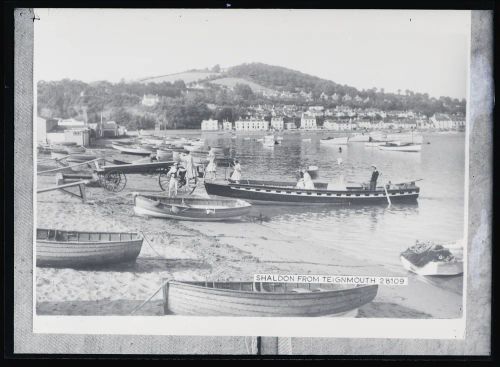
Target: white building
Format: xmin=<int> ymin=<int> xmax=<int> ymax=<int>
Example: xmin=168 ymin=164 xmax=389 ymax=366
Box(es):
xmin=323 ymin=120 xmax=351 ymax=131
xmin=222 ymin=121 xmax=233 ymax=130
xmin=234 ymin=119 xmax=269 ymax=131
xmin=142 ymin=94 xmax=160 ymax=107
xmin=201 ymin=119 xmax=219 ymax=131
xmin=270 ymin=117 xmax=284 ymax=130
xmin=300 ymin=114 xmax=317 ymax=130
xmin=430 ymin=114 xmax=453 ymax=129
xmin=285 ymin=122 xmax=296 ymax=130
xmin=64 ymin=128 xmax=90 ymax=146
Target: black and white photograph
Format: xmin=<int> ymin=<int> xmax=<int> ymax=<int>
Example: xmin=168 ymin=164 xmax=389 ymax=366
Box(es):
xmin=30 ymin=8 xmax=477 ymax=339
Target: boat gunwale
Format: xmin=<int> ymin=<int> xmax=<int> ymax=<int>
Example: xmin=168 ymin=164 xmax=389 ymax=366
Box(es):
xmin=135 ymin=195 xmax=252 ymax=209
xmin=36 ymin=228 xmax=143 ymax=243
xmin=167 ymin=280 xmax=378 ymax=297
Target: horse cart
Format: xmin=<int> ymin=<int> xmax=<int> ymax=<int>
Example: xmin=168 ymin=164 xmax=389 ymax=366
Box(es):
xmin=94 ymin=160 xmax=206 ymax=193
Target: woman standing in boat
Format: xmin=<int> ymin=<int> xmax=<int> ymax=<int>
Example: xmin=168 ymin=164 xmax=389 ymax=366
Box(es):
xmin=230 ymin=160 xmax=242 ymax=183
xmin=205 ymin=146 xmax=217 ymax=180
xmin=303 ymin=169 xmax=315 ymax=189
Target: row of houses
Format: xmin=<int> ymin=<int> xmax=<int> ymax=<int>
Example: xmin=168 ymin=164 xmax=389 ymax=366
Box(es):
xmin=37 ymin=117 xmax=127 ymax=146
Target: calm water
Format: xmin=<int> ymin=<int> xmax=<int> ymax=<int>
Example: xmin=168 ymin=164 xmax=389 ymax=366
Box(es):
xmin=150 ymin=130 xmax=465 ymax=286
xmin=205 ymin=132 xmax=464 ymax=272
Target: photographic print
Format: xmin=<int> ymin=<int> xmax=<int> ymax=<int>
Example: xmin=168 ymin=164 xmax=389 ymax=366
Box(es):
xmin=32 ymin=9 xmax=471 ymax=338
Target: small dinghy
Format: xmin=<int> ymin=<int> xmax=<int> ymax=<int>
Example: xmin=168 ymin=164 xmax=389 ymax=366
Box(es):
xmin=162 ymin=281 xmax=378 ymax=317
xmin=400 ymin=240 xmax=463 ymax=276
xmin=36 ymin=229 xmax=143 ymax=268
xmin=134 ymin=195 xmax=252 ymax=221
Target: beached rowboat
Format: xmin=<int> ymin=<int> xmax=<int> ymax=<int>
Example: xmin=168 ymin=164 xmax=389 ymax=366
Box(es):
xmin=134 ymin=195 xmax=251 ymax=221
xmin=400 ymin=256 xmax=463 ymax=276
xmin=111 ymin=143 xmax=153 ymax=155
xmin=205 ymin=179 xmax=419 ymax=205
xmin=36 ymin=228 xmax=143 ymax=268
xmin=162 ymin=281 xmax=378 ymax=317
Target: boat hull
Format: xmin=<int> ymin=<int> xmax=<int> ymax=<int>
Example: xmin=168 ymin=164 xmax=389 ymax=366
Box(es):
xmin=36 ymin=229 xmax=143 ymax=268
xmin=320 ymin=137 xmax=348 ymax=145
xmin=111 ymin=143 xmax=153 ymax=155
xmin=205 ymin=181 xmax=419 ymax=205
xmin=379 ymin=144 xmax=422 ymax=152
xmin=134 ymin=195 xmax=252 ymax=221
xmin=163 ymin=281 xmax=378 ymax=317
xmin=400 ymin=256 xmax=463 ymax=276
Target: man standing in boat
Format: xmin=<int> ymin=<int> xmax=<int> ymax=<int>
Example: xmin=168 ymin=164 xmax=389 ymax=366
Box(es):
xmin=370 ymin=165 xmax=379 ymax=191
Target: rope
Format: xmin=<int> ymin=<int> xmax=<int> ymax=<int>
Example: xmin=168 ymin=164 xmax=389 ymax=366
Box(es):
xmin=277 ymin=337 xmax=293 ymax=355
xmin=139 ymin=231 xmax=170 ymax=260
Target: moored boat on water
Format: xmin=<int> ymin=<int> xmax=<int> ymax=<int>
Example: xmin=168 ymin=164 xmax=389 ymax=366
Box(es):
xmin=134 ymin=195 xmax=251 ymax=221
xmin=36 ymin=228 xmax=143 ymax=268
xmin=320 ymin=136 xmax=349 ymax=145
xmin=162 ymin=281 xmax=379 ymax=317
xmin=348 ymin=134 xmax=370 ymax=142
xmin=205 ymin=179 xmax=420 ymax=205
xmin=378 ymin=141 xmax=422 ymax=152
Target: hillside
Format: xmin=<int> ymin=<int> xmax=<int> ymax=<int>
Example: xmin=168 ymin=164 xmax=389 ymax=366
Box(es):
xmin=138 ymin=70 xmax=221 ymax=84
xmin=208 ymin=77 xmax=277 ymax=94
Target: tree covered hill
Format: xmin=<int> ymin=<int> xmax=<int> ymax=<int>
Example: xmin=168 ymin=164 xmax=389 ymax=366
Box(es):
xmin=37 ymin=62 xmax=465 ymax=130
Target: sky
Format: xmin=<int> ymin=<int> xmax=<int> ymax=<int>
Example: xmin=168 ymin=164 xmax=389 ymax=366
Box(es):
xmin=34 ymin=9 xmax=470 ymax=100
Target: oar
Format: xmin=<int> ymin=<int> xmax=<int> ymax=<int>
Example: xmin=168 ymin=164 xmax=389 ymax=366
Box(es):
xmin=383 ymin=183 xmax=392 ymax=206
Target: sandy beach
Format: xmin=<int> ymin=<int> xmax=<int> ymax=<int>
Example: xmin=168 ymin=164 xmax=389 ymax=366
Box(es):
xmin=35 ymin=145 xmax=463 ymax=318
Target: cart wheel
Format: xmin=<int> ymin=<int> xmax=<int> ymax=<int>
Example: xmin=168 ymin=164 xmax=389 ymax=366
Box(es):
xmin=158 ymin=170 xmax=170 ymax=191
xmin=103 ymin=170 xmax=127 ymax=192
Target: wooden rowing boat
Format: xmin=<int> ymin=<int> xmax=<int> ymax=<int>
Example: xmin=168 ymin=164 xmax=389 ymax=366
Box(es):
xmin=205 ymin=179 xmax=419 ymax=205
xmin=111 ymin=143 xmax=153 ymax=155
xmin=134 ymin=195 xmax=252 ymax=221
xmin=162 ymin=281 xmax=378 ymax=317
xmin=36 ymin=228 xmax=143 ymax=268
xmin=400 ymin=256 xmax=463 ymax=276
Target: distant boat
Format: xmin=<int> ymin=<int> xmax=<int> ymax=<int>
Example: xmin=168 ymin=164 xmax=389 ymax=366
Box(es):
xmin=111 ymin=142 xmax=153 ymax=155
xmin=320 ymin=136 xmax=349 ymax=145
xmin=348 ymin=134 xmax=370 ymax=142
xmin=156 ymin=148 xmax=173 ymax=162
xmin=36 ymin=228 xmax=143 ymax=268
xmin=364 ymin=141 xmax=388 ymax=147
xmin=162 ymin=281 xmax=378 ymax=317
xmin=134 ymin=195 xmax=252 ymax=221
xmin=378 ymin=142 xmax=422 ymax=152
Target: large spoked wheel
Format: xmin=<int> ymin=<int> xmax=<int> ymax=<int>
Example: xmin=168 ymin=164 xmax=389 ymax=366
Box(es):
xmin=101 ymin=170 xmax=127 ymax=192
xmin=158 ymin=170 xmax=170 ymax=191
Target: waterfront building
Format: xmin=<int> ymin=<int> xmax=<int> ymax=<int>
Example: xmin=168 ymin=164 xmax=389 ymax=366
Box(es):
xmin=430 ymin=113 xmax=453 ymax=129
xmin=201 ymin=119 xmax=220 ymax=131
xmin=234 ymin=119 xmax=269 ymax=131
xmin=222 ymin=121 xmax=233 ymax=130
xmin=300 ymin=114 xmax=317 ymax=129
xmin=271 ymin=117 xmax=284 ymax=130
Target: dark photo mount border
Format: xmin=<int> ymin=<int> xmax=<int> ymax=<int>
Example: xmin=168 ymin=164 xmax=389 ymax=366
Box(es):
xmin=3 ymin=0 xmax=496 ymax=360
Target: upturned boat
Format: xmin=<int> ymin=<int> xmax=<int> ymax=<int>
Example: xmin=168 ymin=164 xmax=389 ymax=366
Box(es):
xmin=205 ymin=179 xmax=420 ymax=205
xmin=162 ymin=281 xmax=378 ymax=317
xmin=134 ymin=195 xmax=252 ymax=221
xmin=378 ymin=142 xmax=422 ymax=152
xmin=36 ymin=228 xmax=143 ymax=268
xmin=320 ymin=136 xmax=349 ymax=145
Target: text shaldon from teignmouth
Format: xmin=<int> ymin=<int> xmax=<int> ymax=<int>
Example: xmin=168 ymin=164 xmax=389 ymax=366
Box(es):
xmin=253 ymin=274 xmax=408 ymax=286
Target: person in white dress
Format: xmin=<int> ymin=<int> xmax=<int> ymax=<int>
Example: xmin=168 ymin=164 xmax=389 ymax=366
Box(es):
xmin=167 ymin=163 xmax=179 ymax=197
xmin=205 ymin=146 xmax=217 ymax=180
xmin=303 ymin=169 xmax=315 ymax=189
xmin=183 ymin=151 xmax=196 ymax=183
xmin=230 ymin=160 xmax=242 ymax=183
xmin=296 ymin=171 xmax=305 ymax=189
